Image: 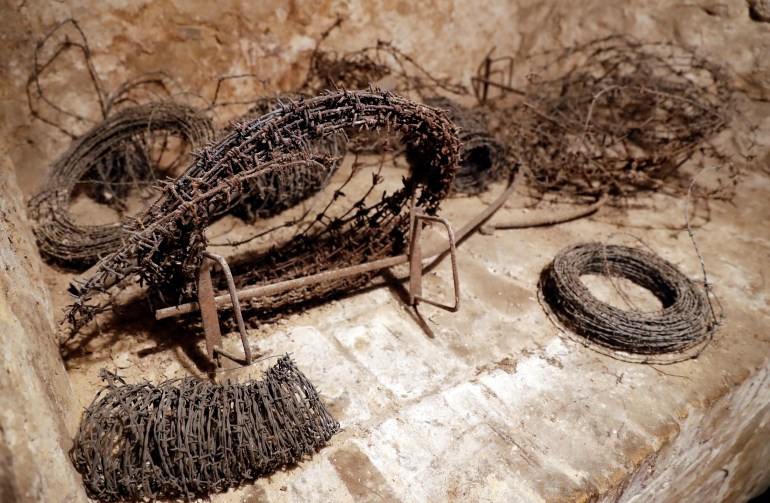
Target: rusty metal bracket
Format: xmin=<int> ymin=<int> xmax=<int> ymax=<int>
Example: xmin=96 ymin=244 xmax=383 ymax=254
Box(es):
xmin=155 ymin=179 xmax=514 ymax=364
xmin=155 ymin=173 xmax=514 ymax=350
xmin=409 ymin=211 xmax=460 ymax=312
xmin=196 ymin=252 xmax=252 ymax=366
xmin=471 ymin=50 xmax=518 ymax=103
xmin=156 ymin=201 xmax=478 ymax=365
xmin=197 ymin=255 xmax=222 ymax=363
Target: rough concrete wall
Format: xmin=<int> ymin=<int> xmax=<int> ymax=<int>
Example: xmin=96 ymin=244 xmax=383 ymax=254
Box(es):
xmin=615 ymin=366 xmax=770 ymax=502
xmin=0 ymin=138 xmax=86 ymax=501
xmin=0 ymin=0 xmax=524 ymax=195
xmin=2 ymin=0 xmax=769 ymax=194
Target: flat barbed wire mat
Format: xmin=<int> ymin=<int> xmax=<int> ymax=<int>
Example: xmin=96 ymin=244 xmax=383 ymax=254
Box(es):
xmin=28 ymin=101 xmax=214 ymax=268
xmin=65 ymin=89 xmax=459 ymax=334
xmin=71 ymin=355 xmax=338 ymax=501
xmin=538 ymin=242 xmax=717 ymax=363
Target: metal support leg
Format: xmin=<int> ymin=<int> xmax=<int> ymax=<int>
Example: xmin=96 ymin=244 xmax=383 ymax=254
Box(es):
xmin=409 ymin=212 xmax=461 ymax=312
xmin=197 ymin=256 xmax=223 ymax=363
xmin=197 ymin=252 xmax=253 ymax=366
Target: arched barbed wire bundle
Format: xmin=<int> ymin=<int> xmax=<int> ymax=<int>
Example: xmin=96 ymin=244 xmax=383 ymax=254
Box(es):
xmin=28 ymin=101 xmax=214 ymax=269
xmin=486 ymin=36 xmax=734 ymax=202
xmin=221 ymin=93 xmax=349 ymax=222
xmin=538 ymin=242 xmax=717 ymax=363
xmin=71 ymin=356 xmax=339 ymax=501
xmin=424 ymin=96 xmax=508 ymax=195
xmin=65 ymin=89 xmax=459 ymax=334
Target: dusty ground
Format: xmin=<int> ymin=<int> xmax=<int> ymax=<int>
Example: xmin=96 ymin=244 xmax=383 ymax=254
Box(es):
xmin=1 ymin=1 xmax=770 ymax=502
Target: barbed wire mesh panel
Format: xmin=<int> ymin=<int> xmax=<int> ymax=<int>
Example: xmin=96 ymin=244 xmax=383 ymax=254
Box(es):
xmin=27 ymin=101 xmax=214 ymax=268
xmin=65 ymin=90 xmax=459 ymax=334
xmin=71 ymin=355 xmax=338 ymax=501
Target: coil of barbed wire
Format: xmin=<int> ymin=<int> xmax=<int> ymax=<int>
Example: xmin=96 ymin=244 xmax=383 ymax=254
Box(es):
xmin=71 ymin=356 xmax=338 ymax=502
xmin=28 ymin=101 xmax=214 ymax=268
xmin=539 ymin=242 xmax=717 ymax=362
xmin=65 ymin=89 xmax=459 ymax=333
xmin=424 ymin=96 xmax=508 ymax=195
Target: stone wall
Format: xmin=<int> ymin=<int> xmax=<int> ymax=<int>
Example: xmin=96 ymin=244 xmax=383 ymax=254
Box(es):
xmin=0 ymin=137 xmax=86 ymax=501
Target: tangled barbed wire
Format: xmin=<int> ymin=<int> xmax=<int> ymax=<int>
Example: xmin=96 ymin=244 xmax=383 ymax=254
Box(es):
xmin=64 ymin=89 xmax=459 ymax=334
xmin=71 ymin=356 xmax=338 ymax=501
xmin=483 ymin=36 xmax=736 ymax=202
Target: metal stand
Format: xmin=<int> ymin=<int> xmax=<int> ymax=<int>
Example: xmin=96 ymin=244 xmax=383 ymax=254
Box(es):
xmin=156 ymin=206 xmax=462 ymax=367
xmin=197 ymin=252 xmax=252 ymax=365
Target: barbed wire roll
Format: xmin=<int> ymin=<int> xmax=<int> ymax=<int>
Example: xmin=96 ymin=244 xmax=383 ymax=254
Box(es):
xmin=65 ymin=90 xmax=459 ymax=333
xmin=222 ymin=94 xmax=348 ymax=222
xmin=28 ymin=101 xmax=214 ymax=268
xmin=71 ymin=356 xmax=339 ymax=501
xmin=539 ymin=242 xmax=716 ymax=363
xmin=424 ymin=96 xmax=508 ymax=195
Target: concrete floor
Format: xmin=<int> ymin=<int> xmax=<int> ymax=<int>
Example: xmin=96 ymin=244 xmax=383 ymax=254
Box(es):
xmin=54 ymin=155 xmax=770 ymax=502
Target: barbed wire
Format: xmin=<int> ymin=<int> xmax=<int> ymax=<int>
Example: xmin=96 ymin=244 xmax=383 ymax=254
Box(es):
xmin=71 ymin=355 xmax=338 ymax=501
xmin=64 ymin=89 xmax=460 ymax=335
xmin=539 ymin=242 xmax=717 ymax=363
xmin=28 ymin=101 xmax=214 ymax=268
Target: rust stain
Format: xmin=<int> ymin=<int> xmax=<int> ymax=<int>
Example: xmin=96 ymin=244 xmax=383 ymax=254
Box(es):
xmin=329 ymin=444 xmax=397 ymax=502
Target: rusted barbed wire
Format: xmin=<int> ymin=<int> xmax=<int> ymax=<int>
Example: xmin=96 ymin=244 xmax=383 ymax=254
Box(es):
xmin=539 ymin=242 xmax=717 ymax=363
xmin=303 ymin=18 xmax=466 ymax=97
xmin=485 ymin=36 xmax=735 ymax=202
xmin=71 ymin=356 xmax=338 ymax=501
xmin=424 ymin=96 xmax=508 ymax=195
xmin=27 ymin=101 xmax=214 ymax=268
xmin=222 ymin=93 xmax=348 ymax=222
xmin=65 ymin=89 xmax=459 ymax=334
